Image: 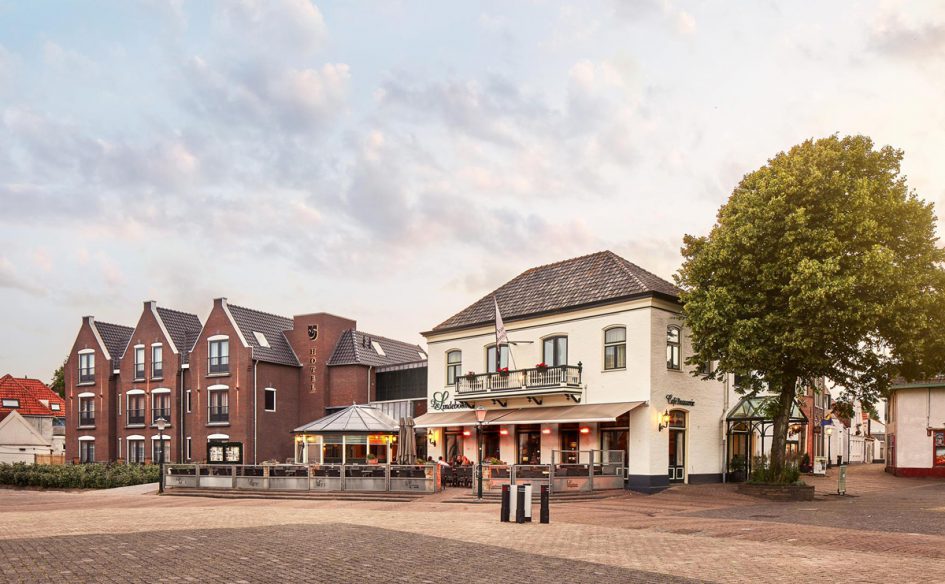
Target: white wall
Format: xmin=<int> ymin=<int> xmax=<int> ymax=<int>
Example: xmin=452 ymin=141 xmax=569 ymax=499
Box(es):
xmin=889 ymin=387 xmax=945 ymax=469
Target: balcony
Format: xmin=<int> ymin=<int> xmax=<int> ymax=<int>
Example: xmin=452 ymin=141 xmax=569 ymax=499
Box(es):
xmin=127 ymin=408 xmax=145 ymax=426
xmin=208 ymin=357 xmax=229 ymax=375
xmin=209 ymin=406 xmax=229 ymax=424
xmin=78 ymin=413 xmax=95 ymax=427
xmin=152 ymin=408 xmax=171 ymax=425
xmin=78 ymin=368 xmax=95 ymax=384
xmin=454 ymin=364 xmax=583 ymax=405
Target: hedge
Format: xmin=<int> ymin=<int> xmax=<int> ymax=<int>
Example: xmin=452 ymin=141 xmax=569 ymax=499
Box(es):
xmin=0 ymin=462 xmax=160 ymax=489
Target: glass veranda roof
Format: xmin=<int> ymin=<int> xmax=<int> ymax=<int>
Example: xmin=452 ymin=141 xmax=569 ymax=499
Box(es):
xmin=726 ymin=396 xmax=808 ymax=423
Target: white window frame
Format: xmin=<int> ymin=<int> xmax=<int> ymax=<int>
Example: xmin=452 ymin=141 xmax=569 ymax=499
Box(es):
xmin=208 ymin=385 xmax=229 ymax=423
xmin=126 ymin=436 xmax=145 ymax=464
xmin=208 ymin=336 xmax=230 ymax=374
xmin=151 ymin=344 xmax=163 ymax=379
xmin=185 ymin=389 xmax=192 ymax=413
xmin=603 ymin=326 xmax=627 ymax=371
xmin=78 ymin=350 xmax=95 ymax=384
xmin=264 ymin=387 xmax=277 ymax=412
xmin=186 ymin=436 xmax=192 ymax=460
xmin=134 ymin=345 xmax=146 ymax=380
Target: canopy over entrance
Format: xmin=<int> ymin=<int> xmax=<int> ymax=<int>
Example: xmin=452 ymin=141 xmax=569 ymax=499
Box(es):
xmin=725 ymin=396 xmax=809 ymax=481
xmin=413 ymin=401 xmax=643 ymax=428
xmin=726 ymin=396 xmax=808 ymax=423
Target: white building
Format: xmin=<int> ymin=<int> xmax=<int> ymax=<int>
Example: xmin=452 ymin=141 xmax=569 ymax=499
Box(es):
xmin=886 ymin=378 xmax=945 ymax=478
xmin=415 ymin=251 xmax=738 ymax=492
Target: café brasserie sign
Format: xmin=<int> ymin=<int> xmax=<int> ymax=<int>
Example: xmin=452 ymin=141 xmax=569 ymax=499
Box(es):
xmin=430 ymin=390 xmax=467 ymax=411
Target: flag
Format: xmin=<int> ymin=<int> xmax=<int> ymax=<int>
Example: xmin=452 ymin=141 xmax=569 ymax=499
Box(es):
xmin=494 ymin=296 xmax=508 ymax=346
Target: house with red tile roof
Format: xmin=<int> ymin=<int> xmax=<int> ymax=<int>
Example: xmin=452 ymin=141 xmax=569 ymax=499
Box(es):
xmin=0 ymin=375 xmax=65 ymax=462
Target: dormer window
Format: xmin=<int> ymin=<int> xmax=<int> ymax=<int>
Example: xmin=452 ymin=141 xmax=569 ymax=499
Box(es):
xmin=134 ymin=346 xmax=146 ymax=380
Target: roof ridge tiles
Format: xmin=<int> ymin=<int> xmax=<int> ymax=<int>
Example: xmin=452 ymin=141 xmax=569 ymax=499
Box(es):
xmin=227 ymin=303 xmax=293 ymax=327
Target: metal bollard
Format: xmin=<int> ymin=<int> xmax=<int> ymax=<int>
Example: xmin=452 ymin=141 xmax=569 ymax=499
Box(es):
xmin=524 ymin=484 xmax=533 ymax=522
xmin=500 ymin=484 xmax=510 ymax=522
xmin=540 ymin=484 xmax=550 ymax=524
xmin=515 ymin=485 xmax=526 ymax=524
xmin=837 ymin=465 xmax=847 ymax=496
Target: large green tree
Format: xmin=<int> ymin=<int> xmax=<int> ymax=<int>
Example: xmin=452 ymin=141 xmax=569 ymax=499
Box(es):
xmin=50 ymin=359 xmax=66 ymax=397
xmin=676 ymin=135 xmax=945 ymax=476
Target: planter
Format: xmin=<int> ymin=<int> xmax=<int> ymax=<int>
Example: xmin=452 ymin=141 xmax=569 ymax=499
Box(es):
xmin=737 ymin=482 xmax=814 ymax=502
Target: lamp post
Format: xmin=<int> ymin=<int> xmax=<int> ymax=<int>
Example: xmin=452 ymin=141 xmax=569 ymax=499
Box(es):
xmin=156 ymin=417 xmax=167 ymax=494
xmin=826 ymin=426 xmax=833 ymax=469
xmin=475 ymin=405 xmax=487 ymax=500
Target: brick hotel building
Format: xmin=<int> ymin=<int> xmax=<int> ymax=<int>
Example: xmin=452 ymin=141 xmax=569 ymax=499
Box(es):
xmin=65 ymin=299 xmax=427 ymax=465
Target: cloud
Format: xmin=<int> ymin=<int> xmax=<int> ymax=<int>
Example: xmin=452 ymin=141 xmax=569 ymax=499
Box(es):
xmin=0 ymin=257 xmax=46 ymax=297
xmin=218 ymin=0 xmax=327 ymax=58
xmin=611 ymin=0 xmax=697 ymax=35
xmin=870 ymin=12 xmax=945 ymax=59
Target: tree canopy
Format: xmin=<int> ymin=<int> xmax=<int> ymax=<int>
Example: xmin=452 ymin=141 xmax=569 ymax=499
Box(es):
xmin=676 ymin=134 xmax=945 ymax=474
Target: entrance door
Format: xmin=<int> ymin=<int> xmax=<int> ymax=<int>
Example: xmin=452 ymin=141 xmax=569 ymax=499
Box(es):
xmin=560 ymin=428 xmax=579 ymax=464
xmin=667 ymin=410 xmax=686 ymax=483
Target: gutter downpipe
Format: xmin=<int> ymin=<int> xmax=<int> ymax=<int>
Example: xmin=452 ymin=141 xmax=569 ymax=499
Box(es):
xmin=179 ymin=363 xmax=185 ymax=462
xmin=367 ymin=366 xmax=373 ymax=404
xmin=253 ymin=360 xmax=258 ymax=465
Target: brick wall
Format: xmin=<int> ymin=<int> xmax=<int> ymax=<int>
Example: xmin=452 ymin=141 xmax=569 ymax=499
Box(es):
xmin=65 ymin=317 xmax=117 ymax=463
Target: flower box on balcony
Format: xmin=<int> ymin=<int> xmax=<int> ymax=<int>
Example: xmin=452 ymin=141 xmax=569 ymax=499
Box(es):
xmin=535 ymin=362 xmax=549 ymax=370
xmin=497 ymin=367 xmax=510 ymax=377
xmin=465 ymin=371 xmax=477 ymax=381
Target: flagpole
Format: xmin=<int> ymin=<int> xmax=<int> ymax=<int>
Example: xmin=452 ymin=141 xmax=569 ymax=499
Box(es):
xmin=494 ymin=296 xmax=516 ymax=371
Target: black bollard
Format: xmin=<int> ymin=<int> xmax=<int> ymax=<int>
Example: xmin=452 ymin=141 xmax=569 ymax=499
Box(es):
xmin=500 ymin=484 xmax=510 ymax=522
xmin=540 ymin=484 xmax=550 ymax=524
xmin=515 ymin=485 xmax=526 ymax=524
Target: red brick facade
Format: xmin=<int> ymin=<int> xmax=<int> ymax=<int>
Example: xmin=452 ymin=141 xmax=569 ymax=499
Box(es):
xmin=65 ymin=299 xmax=424 ymax=465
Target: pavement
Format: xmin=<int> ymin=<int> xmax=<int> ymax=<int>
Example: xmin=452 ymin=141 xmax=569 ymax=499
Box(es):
xmin=0 ymin=464 xmax=941 ymax=583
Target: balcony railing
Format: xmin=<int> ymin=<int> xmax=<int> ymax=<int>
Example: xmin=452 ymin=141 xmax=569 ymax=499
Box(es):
xmin=78 ymin=368 xmax=94 ymax=384
xmin=209 ymin=406 xmax=229 ymax=423
xmin=79 ymin=413 xmax=95 ymax=426
xmin=152 ymin=362 xmax=163 ymax=379
xmin=455 ymin=364 xmax=583 ymax=396
xmin=127 ymin=408 xmax=145 ymax=425
xmin=208 ymin=357 xmax=229 ymax=375
xmin=152 ymin=408 xmax=171 ymax=425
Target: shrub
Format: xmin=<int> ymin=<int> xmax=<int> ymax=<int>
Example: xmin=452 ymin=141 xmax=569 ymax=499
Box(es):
xmin=748 ymin=461 xmax=802 ymax=485
xmin=0 ymin=462 xmax=160 ymax=489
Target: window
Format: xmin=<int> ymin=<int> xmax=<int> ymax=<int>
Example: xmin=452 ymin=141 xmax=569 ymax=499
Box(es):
xmin=1 ymin=398 xmax=19 ymax=408
xmin=152 ymin=438 xmax=171 ymax=464
xmin=697 ymin=360 xmax=715 ymax=375
xmin=127 ymin=439 xmax=145 ymax=464
xmin=446 ymin=350 xmax=461 ymax=385
xmin=264 ymin=388 xmax=276 ymax=412
xmin=79 ymin=440 xmax=95 ymax=463
xmin=78 ymin=352 xmax=95 ymax=384
xmin=543 ymin=336 xmax=568 ymax=366
xmin=78 ymin=396 xmax=95 ymax=426
xmin=604 ymin=327 xmax=626 ymax=370
xmin=186 ymin=437 xmax=192 ymax=460
xmin=209 ymin=388 xmax=229 ymax=423
xmin=934 ymin=430 xmax=945 ymax=467
xmin=209 ymin=339 xmax=229 ymax=374
xmin=486 ymin=344 xmax=509 ymax=372
xmin=151 ymin=345 xmax=163 ymax=379
xmin=134 ymin=346 xmax=145 ymax=380
xmin=51 ymin=403 xmax=61 ymax=411
xmin=666 ymin=326 xmax=681 ymax=370
xmin=152 ymin=393 xmax=171 ymax=425
xmin=127 ymin=394 xmax=145 ymax=425
xmin=371 ymin=340 xmax=386 ymax=356
xmin=253 ymin=331 xmax=270 ymax=348
xmin=185 ymin=390 xmax=192 ymax=413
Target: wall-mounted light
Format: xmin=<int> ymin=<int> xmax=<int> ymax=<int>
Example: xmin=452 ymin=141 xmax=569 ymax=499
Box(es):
xmin=658 ymin=410 xmax=671 ymax=432
xmin=541 ymin=428 xmax=552 ymax=435
xmin=499 ymin=428 xmax=509 ymax=436
xmin=579 ymin=426 xmax=590 ymax=435
xmin=428 ymin=429 xmax=439 ymax=446
xmin=462 ymin=430 xmax=472 ymax=437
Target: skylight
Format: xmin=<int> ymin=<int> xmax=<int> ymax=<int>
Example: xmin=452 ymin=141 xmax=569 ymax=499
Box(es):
xmin=2 ymin=398 xmax=19 ymax=408
xmin=253 ymin=331 xmax=270 ymax=348
xmin=51 ymin=404 xmax=61 ymax=411
xmin=371 ymin=340 xmax=386 ymax=356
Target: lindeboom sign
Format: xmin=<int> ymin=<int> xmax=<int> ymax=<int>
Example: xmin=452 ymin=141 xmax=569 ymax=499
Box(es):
xmin=430 ymin=390 xmax=467 ymax=411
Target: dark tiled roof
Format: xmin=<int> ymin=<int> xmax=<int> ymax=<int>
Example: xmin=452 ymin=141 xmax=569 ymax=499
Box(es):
xmin=328 ymin=330 xmax=427 ymax=368
xmin=94 ymin=321 xmax=133 ymax=366
xmin=891 ymin=376 xmax=945 ymax=388
xmin=156 ymin=306 xmax=202 ymax=363
xmin=227 ymin=304 xmax=300 ymax=367
xmin=431 ymin=250 xmax=680 ymax=332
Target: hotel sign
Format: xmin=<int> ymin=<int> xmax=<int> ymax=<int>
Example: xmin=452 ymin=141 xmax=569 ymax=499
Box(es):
xmin=430 ymin=390 xmax=467 ymax=411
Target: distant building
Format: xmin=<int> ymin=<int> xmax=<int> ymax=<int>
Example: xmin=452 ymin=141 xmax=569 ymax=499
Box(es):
xmin=64 ymin=300 xmax=426 ymax=465
xmin=0 ymin=374 xmax=65 ymax=463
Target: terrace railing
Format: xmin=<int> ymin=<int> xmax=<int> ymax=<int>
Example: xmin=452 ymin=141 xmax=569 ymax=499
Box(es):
xmin=455 ymin=364 xmax=582 ymax=396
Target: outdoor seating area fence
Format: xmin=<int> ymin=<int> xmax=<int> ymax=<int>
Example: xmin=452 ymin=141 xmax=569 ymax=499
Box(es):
xmin=475 ymin=450 xmax=625 ymax=494
xmin=164 ymin=464 xmax=437 ymax=494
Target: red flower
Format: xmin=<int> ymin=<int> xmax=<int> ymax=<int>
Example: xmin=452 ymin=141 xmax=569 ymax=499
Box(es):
xmin=497 ymin=367 xmax=509 ymax=374
xmin=535 ymin=362 xmax=548 ymax=368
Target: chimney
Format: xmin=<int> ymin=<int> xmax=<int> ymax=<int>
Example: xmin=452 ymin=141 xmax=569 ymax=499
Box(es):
xmin=145 ymin=300 xmax=156 ymax=310
xmin=213 ymin=297 xmax=227 ymax=309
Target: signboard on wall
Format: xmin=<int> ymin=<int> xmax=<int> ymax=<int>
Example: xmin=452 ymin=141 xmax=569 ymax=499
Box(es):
xmin=208 ymin=441 xmax=243 ymax=464
xmin=430 ymin=390 xmax=467 ymax=411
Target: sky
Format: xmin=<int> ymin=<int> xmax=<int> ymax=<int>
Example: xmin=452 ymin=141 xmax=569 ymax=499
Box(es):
xmin=2 ymin=0 xmax=945 ymax=383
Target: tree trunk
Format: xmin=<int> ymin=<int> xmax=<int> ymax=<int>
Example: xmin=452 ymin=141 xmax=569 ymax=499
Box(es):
xmin=768 ymin=375 xmax=798 ymax=477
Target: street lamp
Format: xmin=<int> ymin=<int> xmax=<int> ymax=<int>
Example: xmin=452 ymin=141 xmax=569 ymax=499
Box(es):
xmin=826 ymin=426 xmax=833 ymax=469
xmin=475 ymin=406 xmax=487 ymax=500
xmin=156 ymin=417 xmax=167 ymax=494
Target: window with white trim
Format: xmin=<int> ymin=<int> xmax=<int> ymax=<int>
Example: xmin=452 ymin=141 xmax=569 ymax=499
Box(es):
xmin=446 ymin=350 xmax=461 ymax=385
xmin=667 ymin=326 xmax=681 ymax=370
xmin=79 ymin=439 xmax=95 ymax=463
xmin=127 ymin=439 xmax=145 ymax=463
xmin=543 ymin=336 xmax=568 ymax=366
xmin=209 ymin=339 xmax=229 ymax=374
xmin=78 ymin=396 xmax=95 ymax=426
xmin=151 ymin=438 xmax=171 ymax=464
xmin=134 ymin=346 xmax=145 ymax=380
xmin=152 ymin=345 xmax=163 ymax=379
xmin=78 ymin=352 xmax=95 ymax=384
xmin=264 ymin=388 xmax=276 ymax=412
xmin=209 ymin=388 xmax=229 ymax=423
xmin=604 ymin=327 xmax=626 ymax=370
xmin=486 ymin=344 xmax=509 ymax=372
xmin=185 ymin=389 xmax=192 ymax=413
xmin=186 ymin=437 xmax=192 ymax=460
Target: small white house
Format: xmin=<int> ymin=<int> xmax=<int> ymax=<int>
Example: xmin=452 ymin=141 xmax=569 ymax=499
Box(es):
xmin=886 ymin=378 xmax=945 ymax=478
xmin=0 ymin=410 xmax=58 ymax=464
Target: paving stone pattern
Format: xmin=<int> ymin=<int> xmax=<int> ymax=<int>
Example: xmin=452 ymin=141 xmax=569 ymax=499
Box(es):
xmin=0 ymin=523 xmax=699 ymax=584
